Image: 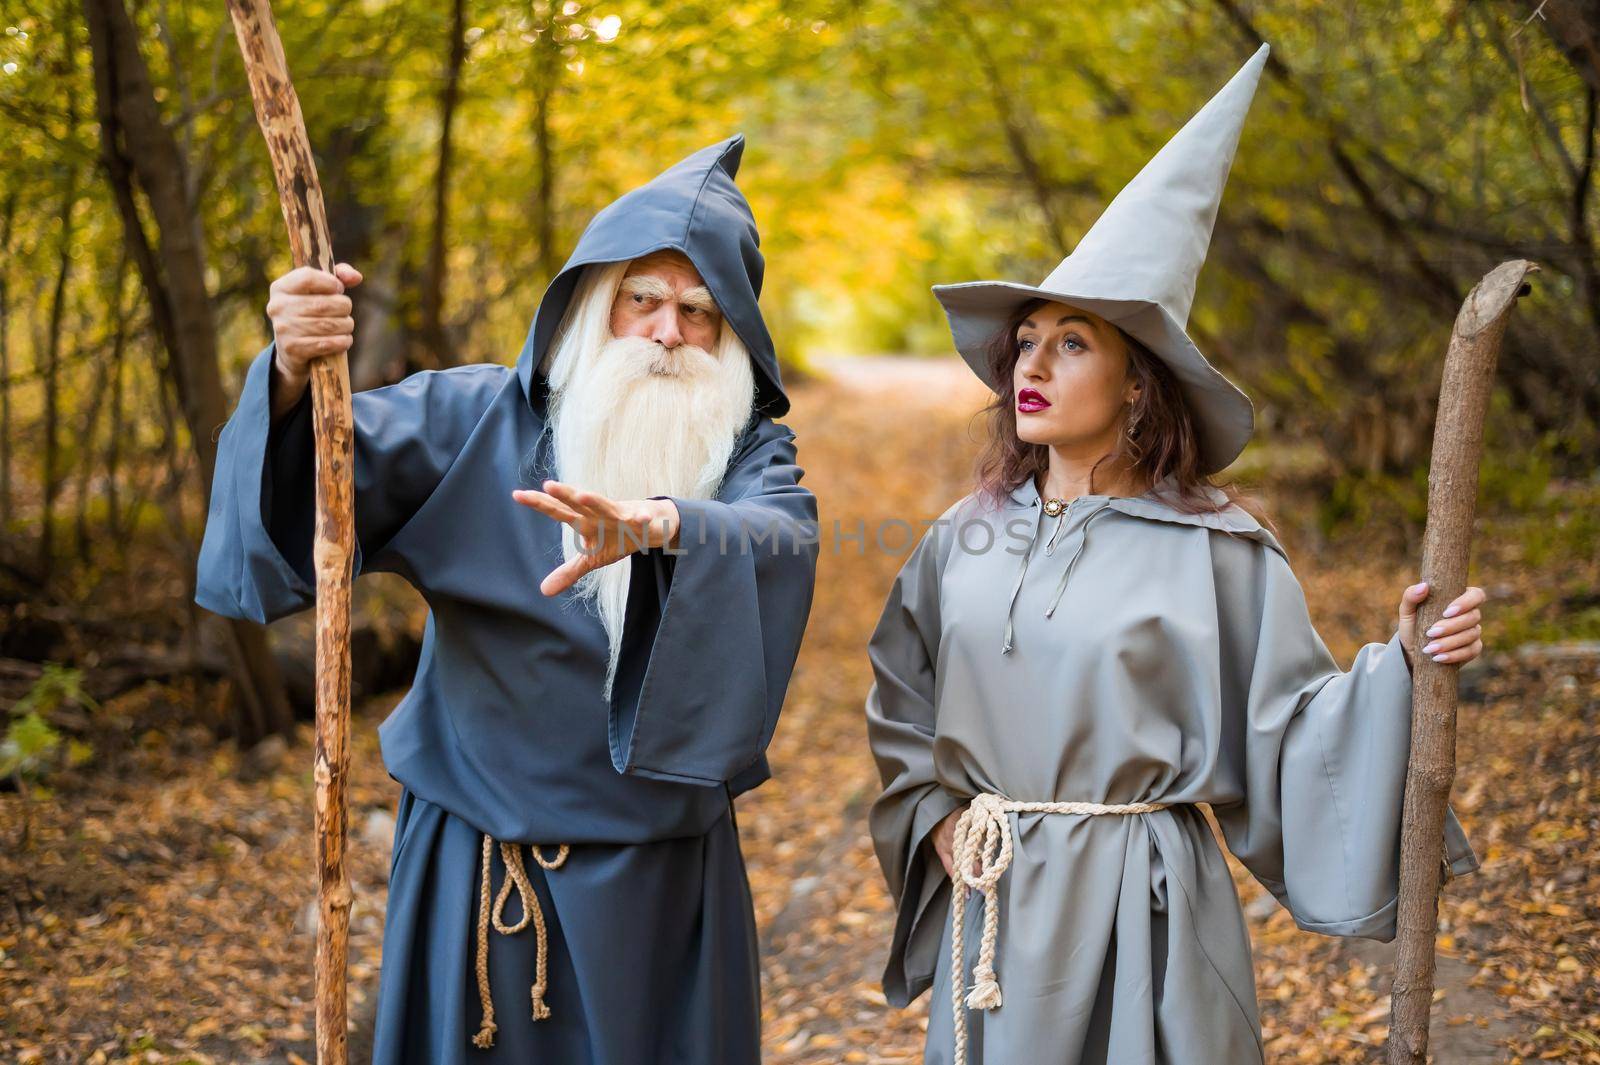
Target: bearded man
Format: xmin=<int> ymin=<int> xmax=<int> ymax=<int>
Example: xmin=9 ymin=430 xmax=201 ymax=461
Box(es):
xmin=196 ymin=135 xmax=818 ymax=1064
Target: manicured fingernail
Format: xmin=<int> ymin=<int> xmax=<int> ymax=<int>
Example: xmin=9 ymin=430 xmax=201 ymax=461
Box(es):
xmin=1416 ymin=581 xmax=1428 ymax=591
xmin=1432 ymin=653 xmax=1449 ymax=662
xmin=1442 ymin=605 xmax=1459 ymax=618
xmin=1426 ymin=624 xmax=1443 ymax=638
xmin=1423 ymin=641 xmax=1440 ymax=654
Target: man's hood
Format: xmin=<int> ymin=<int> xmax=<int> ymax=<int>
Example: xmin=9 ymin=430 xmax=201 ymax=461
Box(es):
xmin=514 ymin=134 xmax=786 ymax=416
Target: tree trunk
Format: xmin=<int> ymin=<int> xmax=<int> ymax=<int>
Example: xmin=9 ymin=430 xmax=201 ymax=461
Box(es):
xmin=106 ymin=266 xmax=127 ymax=543
xmin=76 ymin=252 xmax=130 ymax=561
xmin=321 ymin=124 xmax=394 ymax=389
xmin=420 ymin=0 xmax=466 ymax=367
xmin=83 ymin=0 xmax=293 ymax=744
xmin=1540 ymin=0 xmax=1600 ymax=95
xmin=943 ymin=6 xmax=1068 ymax=251
xmin=39 ymin=160 xmax=78 ymax=581
xmin=0 ymin=193 xmax=14 ymax=535
xmin=531 ymin=0 xmax=561 ymax=283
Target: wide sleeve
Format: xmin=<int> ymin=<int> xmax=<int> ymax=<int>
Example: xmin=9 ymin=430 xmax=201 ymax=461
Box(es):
xmin=1211 ymin=538 xmax=1481 ymax=942
xmin=864 ymin=513 xmax=962 ymax=1007
xmin=195 ymin=342 xmax=505 ymax=624
xmin=606 ymin=417 xmax=819 ymax=789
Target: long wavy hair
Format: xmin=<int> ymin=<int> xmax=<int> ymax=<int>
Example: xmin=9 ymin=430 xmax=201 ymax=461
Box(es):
xmin=973 ymin=298 xmax=1269 ymax=526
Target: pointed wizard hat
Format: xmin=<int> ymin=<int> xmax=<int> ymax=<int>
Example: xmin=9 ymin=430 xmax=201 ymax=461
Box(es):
xmin=932 ymin=44 xmax=1270 ymax=475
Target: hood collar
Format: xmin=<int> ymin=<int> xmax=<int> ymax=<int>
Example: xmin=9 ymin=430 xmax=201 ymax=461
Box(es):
xmin=1004 ymin=473 xmax=1268 ymax=537
xmin=998 ymin=472 xmax=1274 ymax=655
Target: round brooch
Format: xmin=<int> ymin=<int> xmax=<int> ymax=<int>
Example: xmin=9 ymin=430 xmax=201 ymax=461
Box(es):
xmin=1042 ymin=498 xmax=1067 ymax=517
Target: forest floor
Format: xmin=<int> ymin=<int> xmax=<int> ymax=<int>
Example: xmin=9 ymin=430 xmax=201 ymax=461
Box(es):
xmin=2 ymin=358 xmax=1597 ymax=1064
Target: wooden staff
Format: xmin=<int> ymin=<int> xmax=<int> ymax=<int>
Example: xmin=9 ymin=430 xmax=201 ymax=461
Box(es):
xmin=1386 ymin=259 xmax=1536 ymax=1064
xmin=224 ymin=3 xmax=355 ymax=1063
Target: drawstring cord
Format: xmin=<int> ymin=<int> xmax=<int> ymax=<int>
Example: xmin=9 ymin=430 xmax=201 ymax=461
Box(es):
xmin=1001 ymin=498 xmax=1045 ymax=655
xmin=1044 ymin=503 xmax=1113 ymax=619
xmin=1044 ymin=507 xmax=1069 ymax=554
xmin=1002 ymin=497 xmax=1114 ymax=654
xmin=473 ymin=835 xmax=571 ymax=1049
xmin=1000 ymin=549 xmax=1032 ymax=655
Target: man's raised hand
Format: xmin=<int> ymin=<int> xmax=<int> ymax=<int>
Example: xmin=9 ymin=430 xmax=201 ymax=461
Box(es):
xmin=512 ymin=481 xmax=681 ymax=596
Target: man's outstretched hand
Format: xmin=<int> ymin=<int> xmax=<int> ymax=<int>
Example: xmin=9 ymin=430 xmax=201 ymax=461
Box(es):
xmin=512 ymin=481 xmax=681 ymax=596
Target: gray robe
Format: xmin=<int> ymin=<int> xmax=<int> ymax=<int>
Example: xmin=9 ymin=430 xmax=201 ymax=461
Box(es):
xmin=865 ymin=476 xmax=1479 ymax=1065
xmin=196 ymin=135 xmax=819 ymax=1063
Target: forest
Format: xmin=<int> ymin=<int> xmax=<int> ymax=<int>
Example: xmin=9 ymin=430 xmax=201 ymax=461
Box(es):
xmin=2 ymin=0 xmax=1597 ymax=1061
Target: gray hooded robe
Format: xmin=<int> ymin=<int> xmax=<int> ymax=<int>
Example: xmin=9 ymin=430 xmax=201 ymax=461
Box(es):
xmin=865 ymin=479 xmax=1479 ymax=1065
xmin=196 ymin=134 xmax=818 ymax=1064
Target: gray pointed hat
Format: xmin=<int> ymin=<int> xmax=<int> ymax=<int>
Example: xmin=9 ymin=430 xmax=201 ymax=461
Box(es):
xmin=933 ymin=44 xmax=1269 ymax=475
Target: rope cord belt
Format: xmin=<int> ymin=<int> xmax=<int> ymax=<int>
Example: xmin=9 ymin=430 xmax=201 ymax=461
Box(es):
xmin=948 ymin=793 xmax=1171 ymax=1065
xmin=472 ymin=834 xmax=571 ymax=1049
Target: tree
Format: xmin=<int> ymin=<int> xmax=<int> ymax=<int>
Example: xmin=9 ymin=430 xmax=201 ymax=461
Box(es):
xmin=83 ymin=0 xmax=293 ymax=744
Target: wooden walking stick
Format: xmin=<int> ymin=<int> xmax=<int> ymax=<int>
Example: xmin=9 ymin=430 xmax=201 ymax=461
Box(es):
xmin=1385 ymin=259 xmax=1537 ymax=1064
xmin=225 ymin=4 xmax=355 ymax=1063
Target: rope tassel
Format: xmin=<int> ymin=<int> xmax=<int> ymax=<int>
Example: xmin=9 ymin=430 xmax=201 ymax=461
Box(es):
xmin=472 ymin=834 xmax=571 ymax=1049
xmin=947 ymin=794 xmax=1169 ymax=1065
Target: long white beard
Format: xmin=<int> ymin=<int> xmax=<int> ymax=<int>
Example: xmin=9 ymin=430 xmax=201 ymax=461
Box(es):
xmin=548 ymin=331 xmax=756 ymax=696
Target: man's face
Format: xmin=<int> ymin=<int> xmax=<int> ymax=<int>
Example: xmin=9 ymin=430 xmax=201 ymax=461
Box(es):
xmin=608 ymin=250 xmax=722 ymax=354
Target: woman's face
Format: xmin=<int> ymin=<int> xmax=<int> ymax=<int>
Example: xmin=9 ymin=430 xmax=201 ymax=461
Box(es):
xmin=1011 ymin=301 xmax=1137 ymax=448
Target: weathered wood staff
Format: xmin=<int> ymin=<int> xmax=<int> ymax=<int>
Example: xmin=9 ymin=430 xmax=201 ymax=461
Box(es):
xmin=224 ymin=3 xmax=355 ymax=1063
xmin=1386 ymin=259 xmax=1537 ymax=1064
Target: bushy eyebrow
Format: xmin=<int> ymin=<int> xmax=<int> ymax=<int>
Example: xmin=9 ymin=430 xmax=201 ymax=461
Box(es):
xmin=678 ymin=285 xmax=718 ymax=314
xmin=620 ymin=274 xmax=674 ymax=301
xmin=619 ymin=275 xmax=719 ymax=315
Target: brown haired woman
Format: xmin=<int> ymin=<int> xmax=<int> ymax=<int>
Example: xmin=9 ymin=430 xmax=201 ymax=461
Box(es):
xmin=864 ymin=47 xmax=1484 ymax=1065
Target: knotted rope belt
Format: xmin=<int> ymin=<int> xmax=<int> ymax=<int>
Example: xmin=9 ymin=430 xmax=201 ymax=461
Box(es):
xmin=472 ymin=834 xmax=570 ymax=1049
xmin=948 ymin=793 xmax=1170 ymax=1065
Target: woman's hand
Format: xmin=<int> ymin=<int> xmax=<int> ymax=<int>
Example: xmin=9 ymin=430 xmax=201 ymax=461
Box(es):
xmin=1398 ymin=581 xmax=1486 ymax=670
xmin=932 ymin=806 xmax=982 ymax=880
xmin=512 ymin=481 xmax=680 ymax=596
xmin=265 ymin=264 xmax=363 ymax=420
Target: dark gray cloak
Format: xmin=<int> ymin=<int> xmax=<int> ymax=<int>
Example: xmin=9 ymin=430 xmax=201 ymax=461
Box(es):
xmin=195 ymin=134 xmax=817 ymax=1064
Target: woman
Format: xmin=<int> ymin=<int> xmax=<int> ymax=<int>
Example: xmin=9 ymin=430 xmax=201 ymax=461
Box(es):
xmin=865 ymin=47 xmax=1482 ymax=1065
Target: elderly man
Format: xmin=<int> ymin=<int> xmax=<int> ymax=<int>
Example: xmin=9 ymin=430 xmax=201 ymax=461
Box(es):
xmin=196 ymin=135 xmax=817 ymax=1064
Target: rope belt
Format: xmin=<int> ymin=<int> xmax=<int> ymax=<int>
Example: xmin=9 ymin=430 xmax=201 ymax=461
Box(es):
xmin=472 ymin=834 xmax=570 ymax=1049
xmin=948 ymin=793 xmax=1170 ymax=1065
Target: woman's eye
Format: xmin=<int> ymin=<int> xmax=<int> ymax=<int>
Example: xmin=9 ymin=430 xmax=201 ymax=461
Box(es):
xmin=1063 ymin=336 xmax=1084 ymax=352
xmin=1018 ymin=339 xmax=1035 ymax=352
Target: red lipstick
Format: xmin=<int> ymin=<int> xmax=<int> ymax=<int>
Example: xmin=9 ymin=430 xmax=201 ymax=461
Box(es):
xmin=1017 ymin=388 xmax=1051 ymax=413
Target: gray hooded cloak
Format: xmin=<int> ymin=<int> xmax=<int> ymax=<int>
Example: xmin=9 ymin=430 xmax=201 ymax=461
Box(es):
xmin=865 ymin=481 xmax=1479 ymax=1065
xmin=195 ymin=134 xmax=817 ymax=1064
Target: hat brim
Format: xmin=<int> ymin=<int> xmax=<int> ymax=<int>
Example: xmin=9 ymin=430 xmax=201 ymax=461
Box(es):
xmin=931 ymin=280 xmax=1255 ymax=476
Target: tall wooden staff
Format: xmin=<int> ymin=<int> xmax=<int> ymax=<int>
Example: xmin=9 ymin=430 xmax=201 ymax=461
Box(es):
xmin=1386 ymin=259 xmax=1536 ymax=1064
xmin=225 ymin=3 xmax=355 ymax=1063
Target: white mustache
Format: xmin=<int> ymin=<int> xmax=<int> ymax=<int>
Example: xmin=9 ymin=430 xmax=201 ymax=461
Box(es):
xmin=603 ymin=333 xmax=717 ymax=379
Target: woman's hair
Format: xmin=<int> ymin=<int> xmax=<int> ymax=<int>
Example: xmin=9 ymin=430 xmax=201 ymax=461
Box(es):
xmin=973 ymin=297 xmax=1269 ymax=525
